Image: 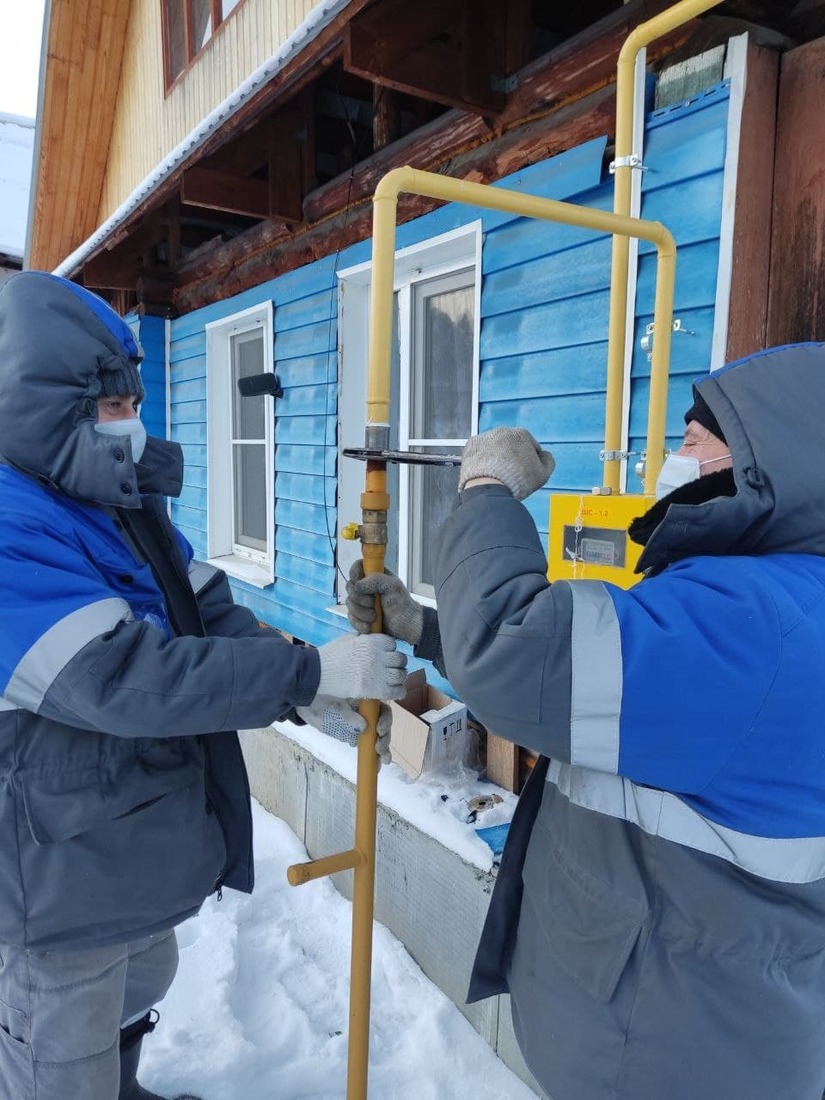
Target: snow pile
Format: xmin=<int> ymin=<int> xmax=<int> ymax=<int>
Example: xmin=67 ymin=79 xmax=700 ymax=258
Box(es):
xmin=141 ymin=801 xmax=537 ymax=1100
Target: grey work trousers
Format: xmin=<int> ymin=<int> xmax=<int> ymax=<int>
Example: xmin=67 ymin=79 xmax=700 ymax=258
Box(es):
xmin=0 ymin=929 xmax=178 ymax=1100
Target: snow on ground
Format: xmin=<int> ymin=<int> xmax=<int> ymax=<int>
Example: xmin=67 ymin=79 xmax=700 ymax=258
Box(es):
xmin=141 ymin=799 xmax=538 ymax=1100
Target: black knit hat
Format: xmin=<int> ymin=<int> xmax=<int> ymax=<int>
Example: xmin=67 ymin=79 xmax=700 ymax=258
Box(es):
xmin=684 ymin=390 xmax=725 ymax=443
xmin=98 ymin=355 xmax=145 ymax=402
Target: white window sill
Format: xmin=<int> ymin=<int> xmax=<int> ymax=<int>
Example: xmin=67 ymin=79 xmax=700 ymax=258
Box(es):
xmin=207 ymin=554 xmax=273 ymax=589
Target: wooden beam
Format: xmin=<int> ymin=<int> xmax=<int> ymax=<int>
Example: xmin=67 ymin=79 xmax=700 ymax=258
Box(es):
xmin=344 ymin=0 xmax=505 ymax=115
xmin=202 ymin=116 xmax=272 ymax=177
xmin=373 ymin=86 xmax=399 ymax=151
xmin=135 ymin=273 xmax=176 ymax=314
xmin=725 ymin=41 xmax=779 ymax=362
xmin=268 ymin=94 xmax=315 ymax=224
xmin=82 ymin=213 xmax=169 ymax=289
xmin=345 ymin=0 xmax=465 ymax=74
xmin=767 ymin=36 xmax=825 ymax=343
xmin=173 ymin=83 xmax=616 ymax=312
xmin=182 ymin=166 xmax=270 ymax=218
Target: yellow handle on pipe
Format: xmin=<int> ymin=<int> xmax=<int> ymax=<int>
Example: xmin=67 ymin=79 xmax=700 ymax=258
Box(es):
xmin=286 ymin=848 xmax=362 ymax=887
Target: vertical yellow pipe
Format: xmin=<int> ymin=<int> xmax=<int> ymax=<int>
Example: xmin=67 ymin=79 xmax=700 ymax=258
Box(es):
xmin=604 ymin=0 xmax=726 ymax=490
xmin=347 ymin=469 xmax=387 ymax=1100
xmin=346 ymin=173 xmax=399 ymax=1092
xmin=366 ymin=193 xmax=398 ymax=425
xmin=341 ymin=165 xmax=676 ymax=1100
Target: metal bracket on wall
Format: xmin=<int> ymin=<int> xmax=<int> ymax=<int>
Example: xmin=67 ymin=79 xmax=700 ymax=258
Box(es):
xmin=640 ymin=318 xmax=694 ymax=362
xmin=599 ymin=449 xmax=639 ymax=462
xmin=609 ymin=153 xmax=647 ymax=173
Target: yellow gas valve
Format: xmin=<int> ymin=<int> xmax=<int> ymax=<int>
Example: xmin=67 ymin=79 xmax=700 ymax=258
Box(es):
xmin=341 ymin=523 xmax=362 ymax=541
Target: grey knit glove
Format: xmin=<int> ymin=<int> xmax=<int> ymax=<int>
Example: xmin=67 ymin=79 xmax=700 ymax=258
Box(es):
xmin=295 ymin=696 xmax=393 ymax=764
xmin=346 ymin=561 xmax=424 ymax=646
xmin=316 ymin=632 xmax=407 ymax=700
xmin=459 ymin=427 xmax=555 ymax=500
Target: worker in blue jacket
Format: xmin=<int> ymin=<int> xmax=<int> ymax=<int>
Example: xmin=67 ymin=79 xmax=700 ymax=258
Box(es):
xmin=348 ymin=343 xmax=825 ymax=1100
xmin=0 ymin=271 xmax=404 ymax=1100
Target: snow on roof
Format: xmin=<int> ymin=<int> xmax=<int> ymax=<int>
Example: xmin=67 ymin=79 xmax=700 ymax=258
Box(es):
xmin=0 ymin=113 xmax=35 ymax=262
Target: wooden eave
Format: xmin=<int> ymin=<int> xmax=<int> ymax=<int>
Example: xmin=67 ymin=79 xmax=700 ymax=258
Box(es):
xmin=37 ymin=0 xmax=825 ymax=316
xmin=28 ymin=0 xmax=131 ymax=272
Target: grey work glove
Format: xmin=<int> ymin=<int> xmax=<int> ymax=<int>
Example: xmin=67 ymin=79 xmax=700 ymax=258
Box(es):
xmin=346 ymin=561 xmax=423 ymax=646
xmin=316 ymin=632 xmax=407 ymax=701
xmin=459 ymin=427 xmax=555 ymax=500
xmin=295 ymin=696 xmax=393 ymax=764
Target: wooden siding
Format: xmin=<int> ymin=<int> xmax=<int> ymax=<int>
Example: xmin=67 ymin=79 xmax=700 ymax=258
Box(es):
xmin=627 ymin=83 xmax=731 ymax=477
xmin=168 ymin=87 xmax=729 ymax=650
xmin=98 ymin=0 xmax=319 ymax=224
xmin=28 ymin=0 xmax=131 ymax=271
xmin=169 ymin=255 xmax=342 ymax=645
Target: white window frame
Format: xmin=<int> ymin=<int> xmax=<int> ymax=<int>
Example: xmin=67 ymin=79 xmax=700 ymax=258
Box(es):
xmin=205 ymin=301 xmax=275 ymax=587
xmin=336 ymin=222 xmax=482 ymax=608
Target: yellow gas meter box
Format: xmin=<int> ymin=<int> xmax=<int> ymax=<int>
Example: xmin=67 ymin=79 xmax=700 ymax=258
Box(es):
xmin=548 ymin=492 xmax=655 ymax=588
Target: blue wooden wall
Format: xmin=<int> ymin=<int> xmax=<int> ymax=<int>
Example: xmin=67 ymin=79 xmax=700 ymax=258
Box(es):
xmin=167 ymin=80 xmax=731 ymax=668
xmin=129 ymin=313 xmax=167 ymax=440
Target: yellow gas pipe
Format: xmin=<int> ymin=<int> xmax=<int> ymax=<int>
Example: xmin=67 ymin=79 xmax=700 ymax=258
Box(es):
xmin=287 ymin=163 xmax=677 ymax=1100
xmin=604 ymin=0 xmax=725 ymax=492
xmin=285 ymin=5 xmax=735 ymax=1089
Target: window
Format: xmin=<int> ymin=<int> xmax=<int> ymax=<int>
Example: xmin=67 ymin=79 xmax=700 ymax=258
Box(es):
xmin=205 ymin=302 xmax=275 ymax=587
xmin=338 ymin=224 xmax=481 ymax=604
xmin=162 ymin=0 xmax=245 ymax=88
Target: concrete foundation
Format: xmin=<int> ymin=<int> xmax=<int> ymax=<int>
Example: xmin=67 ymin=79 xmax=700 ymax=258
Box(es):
xmin=240 ymin=725 xmax=545 ymax=1097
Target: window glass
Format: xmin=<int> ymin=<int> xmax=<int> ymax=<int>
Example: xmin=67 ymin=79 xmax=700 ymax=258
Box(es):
xmin=191 ymin=0 xmax=213 ymax=51
xmin=233 ymin=444 xmax=267 ymax=551
xmin=409 ymin=450 xmax=461 ymax=589
xmin=407 ymin=269 xmax=475 ymax=596
xmin=221 ymin=0 xmax=243 ymax=16
xmin=231 ymin=330 xmax=265 ymax=439
xmin=414 ymin=281 xmax=474 ymax=440
xmin=164 ymin=0 xmax=186 ymax=82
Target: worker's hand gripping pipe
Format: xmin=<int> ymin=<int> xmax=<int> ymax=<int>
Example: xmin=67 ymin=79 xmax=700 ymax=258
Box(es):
xmin=286 ymin=163 xmax=677 ymax=1100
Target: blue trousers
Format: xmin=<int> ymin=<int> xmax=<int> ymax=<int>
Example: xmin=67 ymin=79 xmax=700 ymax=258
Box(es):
xmin=0 ymin=929 xmax=178 ymax=1100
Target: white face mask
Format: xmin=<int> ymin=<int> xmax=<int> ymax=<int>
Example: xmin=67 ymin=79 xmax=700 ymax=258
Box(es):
xmin=654 ymin=451 xmax=732 ymax=500
xmin=94 ymin=418 xmax=147 ymax=464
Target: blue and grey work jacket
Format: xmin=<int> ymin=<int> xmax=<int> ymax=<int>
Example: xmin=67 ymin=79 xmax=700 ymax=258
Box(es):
xmin=0 ymin=272 xmax=320 ymax=949
xmin=430 ymin=344 xmax=825 ymax=1100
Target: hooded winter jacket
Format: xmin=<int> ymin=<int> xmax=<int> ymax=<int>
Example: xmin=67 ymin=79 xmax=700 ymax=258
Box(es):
xmin=432 ymin=344 xmax=825 ymax=1100
xmin=0 ymin=272 xmax=320 ymax=950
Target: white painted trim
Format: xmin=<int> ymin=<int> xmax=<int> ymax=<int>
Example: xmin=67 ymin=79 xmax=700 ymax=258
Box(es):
xmin=337 ymin=221 xmax=484 ymax=287
xmin=206 ymin=300 xmax=275 ymax=585
xmin=165 ymin=317 xmax=172 ymax=517
xmin=711 ymin=33 xmax=749 ymax=371
xmin=396 ymin=283 xmax=412 ymax=587
xmin=620 ymin=48 xmax=647 ymax=494
xmin=164 ymin=317 xmax=172 ymax=441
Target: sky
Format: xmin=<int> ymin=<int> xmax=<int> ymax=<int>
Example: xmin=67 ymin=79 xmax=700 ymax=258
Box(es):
xmin=140 ymin=797 xmax=538 ymax=1100
xmin=0 ymin=0 xmax=46 ymax=118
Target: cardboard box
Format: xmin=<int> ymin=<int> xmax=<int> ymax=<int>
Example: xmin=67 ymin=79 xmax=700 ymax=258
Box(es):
xmin=389 ymin=669 xmax=469 ymax=780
